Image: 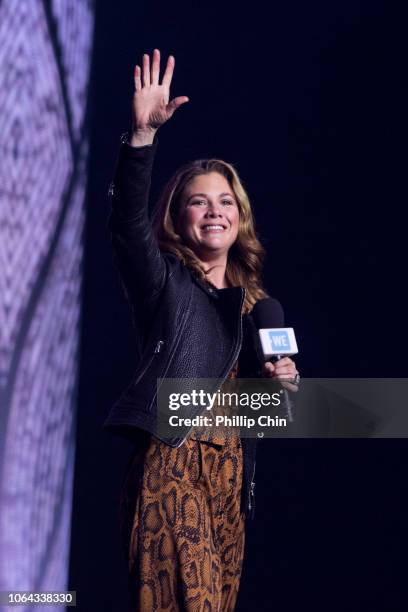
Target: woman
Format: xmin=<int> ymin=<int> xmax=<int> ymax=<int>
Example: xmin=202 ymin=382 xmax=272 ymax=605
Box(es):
xmin=105 ymin=48 xmax=298 ymax=611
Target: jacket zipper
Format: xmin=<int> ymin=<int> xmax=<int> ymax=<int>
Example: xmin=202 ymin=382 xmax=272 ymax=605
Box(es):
xmin=133 ymin=339 xmax=164 ymax=386
xmin=146 ymin=284 xmax=193 ymax=433
xmin=129 ymin=285 xmax=193 ymax=408
xmin=155 ymin=340 xmax=164 ymax=353
xmin=220 ymin=287 xmax=246 ymax=379
xmin=248 ymin=460 xmax=256 ymax=517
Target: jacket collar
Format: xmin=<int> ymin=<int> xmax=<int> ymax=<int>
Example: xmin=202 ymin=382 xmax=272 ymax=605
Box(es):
xmin=192 ymin=274 xmax=219 ymax=297
xmin=192 ymin=273 xmax=245 ymax=303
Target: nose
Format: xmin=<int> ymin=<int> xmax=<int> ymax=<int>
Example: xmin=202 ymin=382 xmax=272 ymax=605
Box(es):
xmin=205 ymin=201 xmax=223 ymax=218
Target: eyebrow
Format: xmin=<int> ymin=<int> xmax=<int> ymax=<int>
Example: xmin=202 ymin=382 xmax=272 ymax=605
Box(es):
xmin=186 ymin=192 xmax=235 ymax=202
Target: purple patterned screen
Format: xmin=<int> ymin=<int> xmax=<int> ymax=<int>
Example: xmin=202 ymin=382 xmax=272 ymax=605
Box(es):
xmin=0 ymin=0 xmax=94 ymax=607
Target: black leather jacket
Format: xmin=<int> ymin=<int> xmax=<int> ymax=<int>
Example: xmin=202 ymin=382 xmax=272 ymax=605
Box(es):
xmin=104 ymin=133 xmax=259 ymax=516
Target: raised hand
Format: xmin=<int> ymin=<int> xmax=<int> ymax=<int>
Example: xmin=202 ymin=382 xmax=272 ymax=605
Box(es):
xmin=131 ymin=48 xmax=189 ymax=145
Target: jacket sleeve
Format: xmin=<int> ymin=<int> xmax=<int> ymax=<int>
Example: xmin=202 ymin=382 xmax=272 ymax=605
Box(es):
xmin=107 ymin=132 xmax=167 ymax=327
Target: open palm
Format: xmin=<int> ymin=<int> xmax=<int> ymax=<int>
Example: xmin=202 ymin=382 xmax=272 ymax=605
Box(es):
xmin=132 ymin=49 xmax=189 ymax=132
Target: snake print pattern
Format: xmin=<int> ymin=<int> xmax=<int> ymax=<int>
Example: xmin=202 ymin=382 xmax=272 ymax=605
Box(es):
xmin=120 ymin=363 xmax=245 ymax=611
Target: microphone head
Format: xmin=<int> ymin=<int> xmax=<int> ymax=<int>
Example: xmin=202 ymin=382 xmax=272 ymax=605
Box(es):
xmin=252 ymin=297 xmax=285 ymax=329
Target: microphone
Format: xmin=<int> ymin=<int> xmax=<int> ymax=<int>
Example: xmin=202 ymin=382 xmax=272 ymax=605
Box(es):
xmin=251 ymin=298 xmax=299 ymax=422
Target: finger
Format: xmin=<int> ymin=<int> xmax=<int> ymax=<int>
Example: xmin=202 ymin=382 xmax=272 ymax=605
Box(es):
xmin=277 ymin=357 xmax=294 ymax=366
xmin=274 ymin=363 xmax=295 ymax=372
xmin=134 ymin=65 xmax=142 ymax=91
xmin=142 ymin=53 xmax=150 ymax=87
xmin=167 ymin=96 xmax=190 ymax=114
xmin=261 ymin=362 xmax=275 ymax=377
xmin=262 ymin=370 xmax=275 ymax=378
xmin=162 ymin=55 xmax=175 ymax=88
xmin=274 ymin=367 xmax=297 ymax=377
xmin=151 ymin=48 xmax=160 ymax=85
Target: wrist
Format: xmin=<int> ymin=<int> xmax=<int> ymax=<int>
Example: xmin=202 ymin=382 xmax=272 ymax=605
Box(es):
xmin=129 ymin=127 xmax=157 ymax=147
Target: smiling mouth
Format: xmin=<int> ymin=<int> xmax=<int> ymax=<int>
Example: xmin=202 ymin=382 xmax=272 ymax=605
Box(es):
xmin=201 ymin=224 xmax=227 ymax=232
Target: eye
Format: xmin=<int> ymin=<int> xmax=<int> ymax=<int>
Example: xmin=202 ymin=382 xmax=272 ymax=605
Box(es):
xmin=221 ymin=199 xmax=234 ymax=206
xmin=190 ymin=200 xmax=207 ymax=206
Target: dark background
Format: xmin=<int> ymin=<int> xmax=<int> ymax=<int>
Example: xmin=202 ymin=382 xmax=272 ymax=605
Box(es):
xmin=69 ymin=1 xmax=407 ymax=610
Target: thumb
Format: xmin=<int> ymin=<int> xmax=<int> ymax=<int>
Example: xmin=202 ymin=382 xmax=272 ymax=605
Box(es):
xmin=262 ymin=361 xmax=275 ymax=377
xmin=167 ymin=96 xmax=190 ymax=115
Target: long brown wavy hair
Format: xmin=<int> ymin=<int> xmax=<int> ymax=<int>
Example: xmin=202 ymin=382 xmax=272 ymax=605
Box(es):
xmin=151 ymin=157 xmax=269 ymax=314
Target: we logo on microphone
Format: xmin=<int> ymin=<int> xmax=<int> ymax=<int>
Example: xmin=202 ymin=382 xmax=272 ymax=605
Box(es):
xmin=269 ymin=330 xmax=290 ymax=350
xmin=259 ymin=327 xmax=298 ymax=358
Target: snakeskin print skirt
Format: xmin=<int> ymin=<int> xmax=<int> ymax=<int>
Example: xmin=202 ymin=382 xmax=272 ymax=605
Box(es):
xmin=120 ymin=432 xmax=245 ymax=611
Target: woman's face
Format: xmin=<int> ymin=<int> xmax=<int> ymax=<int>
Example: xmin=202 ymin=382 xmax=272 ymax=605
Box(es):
xmin=176 ymin=172 xmax=239 ymax=259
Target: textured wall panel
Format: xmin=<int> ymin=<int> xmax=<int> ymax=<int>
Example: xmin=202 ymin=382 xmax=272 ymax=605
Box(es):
xmin=0 ymin=0 xmax=94 ymax=607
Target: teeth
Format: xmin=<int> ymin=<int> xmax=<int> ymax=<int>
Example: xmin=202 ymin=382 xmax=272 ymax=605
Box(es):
xmin=202 ymin=225 xmax=225 ymax=230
